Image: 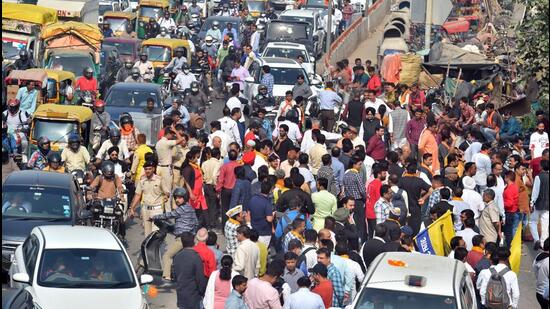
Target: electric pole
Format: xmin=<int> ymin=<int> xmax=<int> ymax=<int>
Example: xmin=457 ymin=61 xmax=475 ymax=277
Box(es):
xmin=424 ymin=0 xmax=433 ymax=49
xmin=325 ymin=0 xmax=333 ymax=53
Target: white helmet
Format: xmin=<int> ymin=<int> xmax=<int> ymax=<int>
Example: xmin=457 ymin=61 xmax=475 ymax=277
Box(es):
xmin=205 ymin=35 xmax=213 ymax=46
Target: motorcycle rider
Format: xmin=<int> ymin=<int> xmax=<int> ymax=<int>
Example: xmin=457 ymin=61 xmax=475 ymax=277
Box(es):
xmin=2 ymin=146 xmax=19 ymax=184
xmin=206 ymin=21 xmax=222 ymax=42
xmin=91 ymin=99 xmax=111 ymax=143
xmin=218 ymin=3 xmax=232 ymax=16
xmin=116 ymin=59 xmax=134 ymax=82
xmin=188 ymin=0 xmax=202 ymax=17
xmin=43 ymin=152 xmax=65 ymax=173
xmin=119 ymin=114 xmax=141 ymax=154
xmin=145 ymin=17 xmax=161 ymax=39
xmin=265 ymin=7 xmax=278 ymax=20
xmin=252 ymin=84 xmax=275 ymax=112
xmin=96 ymin=128 xmax=131 ymax=163
xmin=14 ymin=50 xmax=35 ymax=70
xmin=157 ymin=11 xmax=176 ymax=33
xmin=156 ymin=27 xmax=172 ymax=39
xmin=228 ymin=0 xmax=239 ymax=15
xmin=220 ymin=45 xmax=238 ymax=88
xmin=183 ymin=27 xmax=198 ymax=52
xmin=174 ymin=63 xmax=197 ymax=93
xmin=149 ymin=187 xmax=198 ymax=285
xmin=125 ymin=67 xmax=145 ymax=83
xmin=165 ymin=47 xmax=188 ymax=74
xmin=74 ymin=67 xmax=99 ymax=101
xmin=184 ymin=81 xmax=209 ymax=115
xmin=201 ymin=36 xmax=219 ymax=59
xmin=61 ymin=133 xmax=90 ymax=172
xmin=134 ymin=52 xmax=154 ymax=82
xmin=89 ymin=160 xmax=127 ymax=238
xmin=27 ymin=136 xmax=50 ymax=170
xmin=165 ymin=97 xmax=191 ymax=126
xmin=3 ymin=98 xmax=30 ymax=133
xmin=222 ymin=23 xmax=239 ymax=48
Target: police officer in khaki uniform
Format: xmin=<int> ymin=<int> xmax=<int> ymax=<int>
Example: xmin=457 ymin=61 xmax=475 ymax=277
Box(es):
xmin=128 ymin=160 xmax=171 ymax=235
xmin=155 ymin=127 xmax=185 ymax=208
xmin=171 ymin=124 xmax=190 ymax=188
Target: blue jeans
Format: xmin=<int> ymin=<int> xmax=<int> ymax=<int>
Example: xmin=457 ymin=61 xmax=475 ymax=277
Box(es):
xmin=481 ymin=127 xmax=497 ymax=142
xmin=504 ymin=212 xmax=521 ymax=248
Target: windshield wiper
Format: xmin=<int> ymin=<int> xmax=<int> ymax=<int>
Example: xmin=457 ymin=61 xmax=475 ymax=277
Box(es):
xmin=4 ymin=217 xmax=43 ymax=221
xmin=102 ymin=282 xmax=133 ymax=288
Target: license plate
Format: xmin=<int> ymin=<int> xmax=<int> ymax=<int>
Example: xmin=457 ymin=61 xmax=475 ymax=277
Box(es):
xmin=104 ymin=207 xmax=114 ymax=214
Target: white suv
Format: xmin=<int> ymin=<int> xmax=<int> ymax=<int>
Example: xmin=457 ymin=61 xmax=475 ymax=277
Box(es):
xmin=9 ymin=226 xmax=152 ymax=309
xmin=349 ymin=252 xmax=477 ymax=309
xmin=262 ymin=42 xmax=316 ymax=76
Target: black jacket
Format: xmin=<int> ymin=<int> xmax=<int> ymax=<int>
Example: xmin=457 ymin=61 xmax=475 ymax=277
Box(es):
xmin=335 ymin=221 xmax=359 ymax=250
xmin=362 ymin=237 xmax=386 ymax=269
xmin=174 ymin=248 xmax=207 ymax=309
xmin=276 ymin=188 xmax=315 ymax=214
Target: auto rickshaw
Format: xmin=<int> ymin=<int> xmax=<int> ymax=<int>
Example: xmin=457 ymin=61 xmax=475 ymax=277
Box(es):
xmin=136 ymin=0 xmax=171 ymax=39
xmin=103 ymin=11 xmax=137 ymax=37
xmin=141 ymin=38 xmax=191 ymax=81
xmin=243 ymin=0 xmax=268 ymax=18
xmin=28 ymin=104 xmax=92 ymax=156
xmin=4 ymin=69 xmax=48 ymax=106
xmin=33 ymin=69 xmax=77 ymax=104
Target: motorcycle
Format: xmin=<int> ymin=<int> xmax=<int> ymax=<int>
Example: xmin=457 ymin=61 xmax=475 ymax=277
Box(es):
xmin=84 ymin=195 xmax=125 ymax=237
xmin=75 ymin=90 xmax=96 ymax=108
xmin=135 ymin=219 xmax=175 ymax=276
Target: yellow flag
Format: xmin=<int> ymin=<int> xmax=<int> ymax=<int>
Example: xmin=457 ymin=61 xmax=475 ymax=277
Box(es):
xmin=414 ymin=210 xmax=456 ymax=256
xmin=509 ymin=222 xmax=522 ymax=274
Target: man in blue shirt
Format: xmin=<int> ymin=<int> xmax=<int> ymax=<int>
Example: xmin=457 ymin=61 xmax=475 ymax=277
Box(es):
xmin=15 ymin=81 xmax=39 ymax=114
xmin=246 ymin=181 xmax=275 ymax=246
xmin=331 ymin=146 xmax=345 ymax=195
xmin=225 ymin=275 xmax=249 ymax=309
xmin=259 ymin=65 xmax=274 ymax=97
xmin=222 ymin=23 xmax=240 ymax=48
xmin=318 ymin=81 xmax=342 ymax=131
xmin=498 ymin=111 xmax=522 ymax=143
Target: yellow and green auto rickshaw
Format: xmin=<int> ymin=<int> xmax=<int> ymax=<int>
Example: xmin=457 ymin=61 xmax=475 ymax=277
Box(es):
xmin=136 ymin=0 xmax=170 ymax=39
xmin=141 ymin=38 xmax=190 ymax=81
xmin=28 ymin=104 xmax=92 ymax=155
xmin=103 ymin=11 xmax=137 ymax=37
xmin=35 ymin=69 xmax=77 ymax=104
xmin=4 ymin=69 xmax=48 ymax=106
xmin=243 ymin=0 xmax=269 ymax=18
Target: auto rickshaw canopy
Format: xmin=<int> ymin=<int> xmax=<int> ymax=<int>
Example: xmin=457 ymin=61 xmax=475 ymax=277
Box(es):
xmin=139 ymin=0 xmax=170 ymax=8
xmin=5 ymin=69 xmax=48 ymax=86
xmin=41 ymin=21 xmax=104 ymax=50
xmin=39 ymin=69 xmax=77 ymax=84
xmin=141 ymin=38 xmax=190 ymax=50
xmin=33 ymin=104 xmax=93 ymax=122
xmin=2 ymin=3 xmax=58 ymax=25
xmin=442 ymin=19 xmax=471 ymax=35
xmin=103 ymin=11 xmax=137 ymax=20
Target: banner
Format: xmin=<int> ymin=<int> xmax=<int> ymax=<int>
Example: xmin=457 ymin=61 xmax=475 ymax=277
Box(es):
xmin=414 ymin=210 xmax=455 ymax=256
xmin=509 ymin=222 xmax=522 ymax=274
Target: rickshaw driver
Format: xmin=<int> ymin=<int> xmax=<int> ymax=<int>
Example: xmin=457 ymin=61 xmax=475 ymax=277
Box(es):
xmin=14 ymin=50 xmax=35 ymax=70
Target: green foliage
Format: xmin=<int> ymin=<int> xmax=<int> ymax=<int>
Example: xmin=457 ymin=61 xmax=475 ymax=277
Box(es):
xmin=515 ymin=0 xmax=549 ymax=111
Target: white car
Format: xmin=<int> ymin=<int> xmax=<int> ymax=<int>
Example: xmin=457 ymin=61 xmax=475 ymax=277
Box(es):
xmin=243 ymin=57 xmax=322 ymax=106
xmin=261 ymin=42 xmax=316 ymax=76
xmin=9 ymin=226 xmax=152 ymax=309
xmin=348 ymin=252 xmax=477 ymax=309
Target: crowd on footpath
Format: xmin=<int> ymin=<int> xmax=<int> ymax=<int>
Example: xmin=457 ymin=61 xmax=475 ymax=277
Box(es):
xmin=3 ymin=47 xmax=550 ymax=308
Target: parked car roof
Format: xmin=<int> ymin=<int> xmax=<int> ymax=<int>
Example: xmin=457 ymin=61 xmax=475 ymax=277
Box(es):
xmin=3 ymin=170 xmax=75 ymax=189
xmin=37 ymin=226 xmax=121 ymax=250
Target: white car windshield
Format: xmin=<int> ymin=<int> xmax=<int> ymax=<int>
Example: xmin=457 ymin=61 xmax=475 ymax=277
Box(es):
xmin=106 ymin=89 xmax=160 ymax=108
xmin=263 ymin=48 xmax=309 ymax=62
xmin=355 ymin=288 xmax=458 ymax=309
xmin=38 ymin=249 xmax=136 ymax=289
xmin=260 ymin=67 xmax=308 ymax=85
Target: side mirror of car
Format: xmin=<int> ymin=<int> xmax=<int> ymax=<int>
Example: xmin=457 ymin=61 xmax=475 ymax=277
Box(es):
xmin=12 ymin=273 xmax=30 ymax=284
xmin=244 ymin=76 xmax=254 ymax=83
xmin=139 ymin=274 xmax=154 ymax=285
xmin=311 ymin=78 xmax=322 ymax=86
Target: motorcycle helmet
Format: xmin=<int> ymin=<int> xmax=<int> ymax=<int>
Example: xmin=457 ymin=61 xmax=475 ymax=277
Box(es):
xmin=68 ymin=133 xmax=81 ymax=151
xmin=47 ymin=152 xmax=62 ymax=164
xmin=18 ymin=49 xmax=28 ymax=61
xmin=38 ymin=136 xmax=51 ymax=153
xmin=109 ymin=128 xmax=121 ymax=144
xmin=139 ymin=52 xmax=148 ymax=61
xmin=172 ymin=187 xmax=190 ymax=201
xmin=182 ymin=63 xmax=190 ymax=73
xmin=186 ymin=21 xmax=195 ymax=30
xmin=83 ymin=67 xmax=94 ymax=79
xmin=174 ymin=47 xmax=185 ymax=56
xmin=7 ymin=98 xmax=20 ymax=113
xmin=228 ymin=45 xmax=236 ymax=54
xmin=258 ymin=84 xmax=268 ymax=95
xmin=205 ymin=35 xmax=214 ymax=46
xmin=120 ymin=114 xmax=133 ymax=126
xmin=94 ymin=99 xmax=106 ymax=108
xmin=190 ymin=81 xmax=200 ymax=93
xmin=212 ymin=20 xmax=220 ymax=29
xmin=160 ymin=27 xmax=168 ymax=35
xmin=2 ymin=146 xmax=8 ymax=164
xmin=131 ymin=67 xmax=141 ymax=78
xmin=101 ymin=161 xmax=115 ymax=179
xmin=124 ymin=59 xmax=133 ymax=69
xmin=222 ymin=3 xmax=229 ymax=10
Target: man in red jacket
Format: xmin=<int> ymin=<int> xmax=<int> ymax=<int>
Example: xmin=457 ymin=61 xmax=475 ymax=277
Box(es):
xmin=365 ymin=125 xmax=386 ymax=161
xmin=365 ymin=163 xmax=387 ymax=239
xmin=193 ymin=228 xmax=217 ymax=278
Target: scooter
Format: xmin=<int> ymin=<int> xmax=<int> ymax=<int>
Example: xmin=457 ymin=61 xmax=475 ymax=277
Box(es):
xmin=135 ymin=219 xmax=175 ymax=277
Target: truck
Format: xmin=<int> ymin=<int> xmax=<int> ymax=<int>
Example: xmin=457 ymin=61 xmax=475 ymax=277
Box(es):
xmin=36 ymin=0 xmax=87 ymax=21
xmin=1 ymin=3 xmax=58 ymax=64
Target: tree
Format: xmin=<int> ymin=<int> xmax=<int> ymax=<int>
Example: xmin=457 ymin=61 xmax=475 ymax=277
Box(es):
xmin=515 ymin=0 xmax=549 ymax=111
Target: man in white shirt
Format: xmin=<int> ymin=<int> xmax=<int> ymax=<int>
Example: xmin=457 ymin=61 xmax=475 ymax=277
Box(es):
xmin=284 ymin=277 xmax=325 ymax=309
xmin=207 ymin=120 xmax=231 ymax=158
xmin=218 ymin=107 xmax=242 ymax=147
xmin=455 ymin=217 xmax=479 ymax=250
xmin=252 ymin=139 xmax=272 ymax=173
xmin=272 ymin=119 xmax=302 ymax=145
xmin=226 ymin=87 xmax=246 ymax=123
xmin=157 ymin=11 xmax=176 ymax=31
xmin=472 ymin=143 xmax=492 ymax=191
xmin=461 ymin=176 xmax=485 ymax=223
xmin=530 ymin=121 xmax=549 ymax=159
xmin=250 ymin=24 xmax=261 ymax=53
xmin=477 ymin=247 xmax=520 ymax=309
xmin=174 ymin=64 xmax=197 ymax=91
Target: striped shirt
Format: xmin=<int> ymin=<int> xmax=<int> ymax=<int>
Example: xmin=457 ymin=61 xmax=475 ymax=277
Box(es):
xmin=343 ymin=169 xmax=365 ymax=200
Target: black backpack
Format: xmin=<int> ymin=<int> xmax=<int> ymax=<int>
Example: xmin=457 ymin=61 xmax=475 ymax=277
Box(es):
xmin=391 ymin=188 xmax=408 ymax=225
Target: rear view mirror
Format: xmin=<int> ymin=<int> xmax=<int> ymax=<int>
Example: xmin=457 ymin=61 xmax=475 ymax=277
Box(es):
xmin=140 ymin=274 xmax=154 ymax=285
xmin=245 ymin=76 xmax=255 ymax=83
xmin=12 ymin=273 xmax=30 ymax=284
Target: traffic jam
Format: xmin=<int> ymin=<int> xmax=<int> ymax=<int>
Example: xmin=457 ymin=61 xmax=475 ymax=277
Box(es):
xmin=2 ymin=0 xmax=549 ymax=308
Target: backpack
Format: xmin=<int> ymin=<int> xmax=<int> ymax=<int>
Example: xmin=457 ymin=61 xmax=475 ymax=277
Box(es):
xmin=297 ymin=246 xmax=316 ymax=275
xmin=276 ymin=212 xmax=305 ymax=252
xmin=391 ymin=189 xmax=408 ymax=225
xmin=485 ymin=267 xmax=511 ymax=309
